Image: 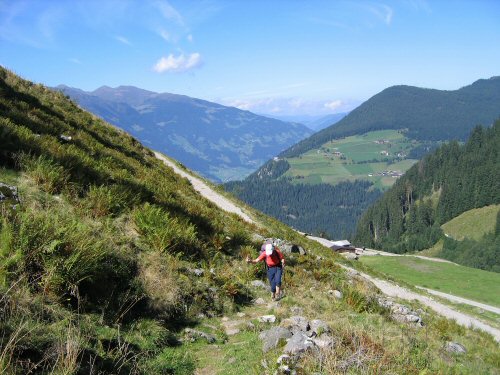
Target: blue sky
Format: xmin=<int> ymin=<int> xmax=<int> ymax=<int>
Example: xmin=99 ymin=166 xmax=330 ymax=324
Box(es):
xmin=1 ymin=0 xmax=499 ymax=116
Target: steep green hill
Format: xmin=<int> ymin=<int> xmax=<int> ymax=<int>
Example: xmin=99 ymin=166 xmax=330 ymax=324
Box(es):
xmin=355 ymin=121 xmax=500 ymax=272
xmin=2 ymin=66 xmax=499 ymax=374
xmin=441 ymin=204 xmax=500 ymax=241
xmin=282 ymin=77 xmax=500 ymax=158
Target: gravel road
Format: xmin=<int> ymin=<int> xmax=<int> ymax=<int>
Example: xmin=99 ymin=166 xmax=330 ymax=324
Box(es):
xmin=155 ymin=152 xmax=255 ymax=224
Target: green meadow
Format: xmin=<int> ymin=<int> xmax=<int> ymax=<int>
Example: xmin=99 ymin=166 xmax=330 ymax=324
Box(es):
xmin=360 ymin=256 xmax=500 ymax=307
xmin=441 ymin=204 xmax=500 ymax=241
xmin=284 ymin=130 xmax=420 ymax=188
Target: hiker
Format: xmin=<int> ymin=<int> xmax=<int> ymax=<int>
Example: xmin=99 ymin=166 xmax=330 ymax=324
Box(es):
xmin=246 ymin=241 xmax=285 ymax=300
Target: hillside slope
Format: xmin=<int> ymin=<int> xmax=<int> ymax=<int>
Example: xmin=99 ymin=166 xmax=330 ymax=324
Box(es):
xmin=282 ymin=77 xmax=500 ymax=158
xmin=355 ymin=121 xmax=500 ymax=272
xmin=58 ymin=85 xmax=312 ymax=183
xmin=2 ymin=66 xmax=499 ymax=374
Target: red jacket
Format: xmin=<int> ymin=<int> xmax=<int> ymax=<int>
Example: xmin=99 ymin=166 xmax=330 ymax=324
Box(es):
xmin=257 ymin=247 xmax=284 ymax=267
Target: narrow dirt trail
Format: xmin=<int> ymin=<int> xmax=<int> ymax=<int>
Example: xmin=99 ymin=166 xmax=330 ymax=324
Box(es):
xmin=154 ymin=152 xmax=255 ymax=224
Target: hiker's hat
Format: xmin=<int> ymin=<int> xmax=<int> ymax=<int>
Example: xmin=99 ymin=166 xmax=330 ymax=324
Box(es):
xmin=265 ymin=243 xmax=274 ymax=255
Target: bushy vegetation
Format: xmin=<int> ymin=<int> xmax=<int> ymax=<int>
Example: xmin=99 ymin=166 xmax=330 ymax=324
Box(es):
xmin=355 ymin=121 xmax=500 ymax=271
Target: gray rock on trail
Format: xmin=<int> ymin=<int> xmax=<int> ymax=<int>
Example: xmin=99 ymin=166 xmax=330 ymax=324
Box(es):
xmin=283 ymin=332 xmax=316 ymax=355
xmin=309 ymin=319 xmax=331 ymax=336
xmin=254 ymin=297 xmax=266 ymax=305
xmin=251 ymin=280 xmax=269 ymax=290
xmin=312 ymin=334 xmax=336 ymax=349
xmin=280 ymin=316 xmax=310 ymax=334
xmin=183 ymin=328 xmax=216 ymax=344
xmin=259 ymin=315 xmax=277 ymax=323
xmin=289 ymin=306 xmax=304 ymax=315
xmin=259 ymin=327 xmax=293 ymax=352
xmin=445 ymin=341 xmax=467 ymax=354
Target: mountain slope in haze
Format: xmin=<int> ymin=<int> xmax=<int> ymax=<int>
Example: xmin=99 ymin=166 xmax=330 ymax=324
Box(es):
xmin=2 ymin=66 xmax=500 ymax=374
xmin=355 ymin=121 xmax=500 ymax=272
xmin=58 ymin=85 xmax=312 ymax=182
xmin=306 ymin=112 xmax=348 ymax=131
xmin=282 ymin=77 xmax=500 ymax=158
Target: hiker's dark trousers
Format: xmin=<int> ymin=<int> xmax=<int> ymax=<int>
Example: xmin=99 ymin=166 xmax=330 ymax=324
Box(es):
xmin=267 ymin=266 xmax=282 ymax=293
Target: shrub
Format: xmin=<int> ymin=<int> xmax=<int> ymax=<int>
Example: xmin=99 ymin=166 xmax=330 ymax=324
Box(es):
xmin=17 ymin=153 xmax=69 ymax=194
xmin=134 ymin=203 xmax=198 ymax=255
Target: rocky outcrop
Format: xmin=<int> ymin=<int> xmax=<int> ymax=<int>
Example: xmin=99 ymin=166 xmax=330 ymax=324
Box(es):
xmin=183 ymin=328 xmax=216 ymax=343
xmin=0 ymin=183 xmax=20 ymax=211
xmin=445 ymin=341 xmax=466 ymax=354
xmin=265 ymin=238 xmax=307 ymax=255
xmin=258 ymin=315 xmax=335 ymax=372
xmin=377 ymin=297 xmax=424 ymax=326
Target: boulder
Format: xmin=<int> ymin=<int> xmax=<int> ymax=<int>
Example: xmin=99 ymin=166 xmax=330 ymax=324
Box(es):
xmin=258 ymin=315 xmax=277 ymax=323
xmin=283 ymin=332 xmax=316 ymax=355
xmin=276 ymin=354 xmax=292 ymax=365
xmin=309 ymin=319 xmax=331 ymax=336
xmin=445 ymin=341 xmax=466 ymax=354
xmin=327 ymin=289 xmax=342 ymax=299
xmin=0 ymin=183 xmax=20 ymax=210
xmin=259 ymin=327 xmax=293 ymax=352
xmin=289 ymin=306 xmax=304 ymax=315
xmin=184 ymin=328 xmax=216 ymax=344
xmin=254 ymin=298 xmax=266 ymax=305
xmin=312 ymin=334 xmax=336 ymax=349
xmin=280 ymin=316 xmax=310 ymax=334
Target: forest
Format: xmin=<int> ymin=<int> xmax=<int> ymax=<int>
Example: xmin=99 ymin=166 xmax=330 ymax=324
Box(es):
xmin=354 ymin=121 xmax=500 ymax=271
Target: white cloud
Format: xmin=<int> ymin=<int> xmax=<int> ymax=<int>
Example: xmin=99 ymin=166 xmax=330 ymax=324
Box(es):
xmin=154 ymin=0 xmax=184 ymax=25
xmin=153 ymin=52 xmax=202 ymax=73
xmin=115 ymin=35 xmax=132 ymax=45
xmin=324 ymin=100 xmax=343 ymax=110
xmin=158 ymin=29 xmax=173 ymax=42
xmin=69 ymin=57 xmax=82 ymax=64
xmin=222 ymin=97 xmax=353 ymax=115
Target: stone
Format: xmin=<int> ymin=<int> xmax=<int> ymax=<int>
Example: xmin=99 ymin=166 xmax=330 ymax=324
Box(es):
xmin=392 ymin=305 xmax=411 ymax=315
xmin=277 ymin=365 xmax=291 ymax=374
xmin=258 ymin=315 xmax=276 ymax=323
xmin=309 ymin=319 xmax=331 ymax=336
xmin=277 ymin=354 xmax=292 ymax=365
xmin=280 ymin=316 xmax=310 ymax=334
xmin=327 ymin=290 xmax=342 ymax=299
xmin=343 ymin=253 xmax=358 ymax=261
xmin=445 ymin=341 xmax=467 ymax=354
xmin=312 ymin=334 xmax=336 ymax=349
xmin=190 ymin=268 xmax=204 ymax=277
xmin=405 ymin=314 xmax=422 ymax=324
xmin=222 ymin=316 xmax=229 ymax=322
xmin=0 ymin=183 xmax=20 ymax=209
xmin=251 ymin=280 xmax=269 ymax=290
xmin=236 ymin=312 xmax=246 ymax=318
xmin=259 ymin=327 xmax=293 ymax=352
xmin=254 ymin=297 xmax=266 ymax=305
xmin=289 ymin=306 xmax=303 ymax=315
xmin=184 ymin=328 xmax=216 ymax=344
xmin=283 ymin=332 xmax=316 ymax=355
xmin=60 ymin=134 xmax=72 ymax=142
xmin=252 ymin=233 xmax=265 ymax=242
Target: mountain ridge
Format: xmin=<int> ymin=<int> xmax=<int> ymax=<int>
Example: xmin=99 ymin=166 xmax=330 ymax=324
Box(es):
xmin=58 ymin=84 xmax=313 ymax=182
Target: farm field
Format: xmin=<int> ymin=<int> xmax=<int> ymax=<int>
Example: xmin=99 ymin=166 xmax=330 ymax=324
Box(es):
xmin=284 ymin=130 xmax=422 ymax=188
xmin=360 ymin=255 xmax=500 ymax=307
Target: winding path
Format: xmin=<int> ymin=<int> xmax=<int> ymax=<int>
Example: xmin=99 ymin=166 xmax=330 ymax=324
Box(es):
xmin=154 ymin=152 xmax=255 ymax=224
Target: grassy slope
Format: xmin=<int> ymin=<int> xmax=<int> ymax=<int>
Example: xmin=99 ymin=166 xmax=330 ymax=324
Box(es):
xmin=1 ymin=66 xmax=500 ymax=374
xmin=441 ymin=204 xmax=500 ymax=241
xmin=283 ymin=129 xmax=419 ymax=189
xmin=360 ymin=256 xmax=500 ymax=307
